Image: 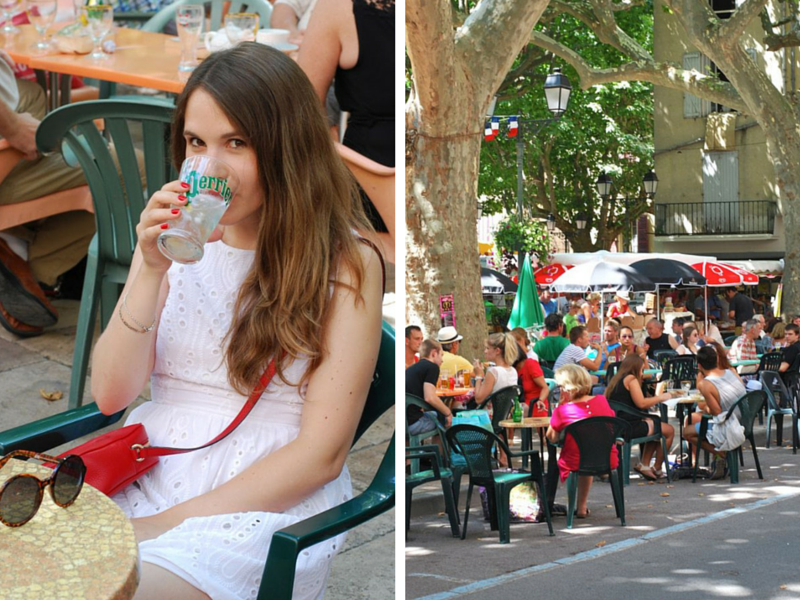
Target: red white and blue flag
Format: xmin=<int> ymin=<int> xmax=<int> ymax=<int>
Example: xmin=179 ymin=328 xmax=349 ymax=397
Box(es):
xmin=507 ymin=116 xmax=519 ymax=137
xmin=484 ymin=120 xmax=494 ymax=141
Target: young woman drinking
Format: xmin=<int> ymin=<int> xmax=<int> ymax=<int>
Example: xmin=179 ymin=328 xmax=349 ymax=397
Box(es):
xmin=90 ymin=44 xmax=383 ymax=600
xmin=606 ymin=355 xmax=677 ymax=481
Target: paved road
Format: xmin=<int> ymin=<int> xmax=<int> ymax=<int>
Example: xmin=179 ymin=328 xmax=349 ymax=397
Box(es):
xmin=413 ymin=492 xmax=800 ymax=599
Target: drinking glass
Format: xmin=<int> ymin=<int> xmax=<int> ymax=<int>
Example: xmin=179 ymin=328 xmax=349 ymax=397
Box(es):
xmin=82 ymin=4 xmax=113 ymax=60
xmin=224 ymin=12 xmax=258 ymax=46
xmin=157 ymin=156 xmax=240 ymax=264
xmin=72 ymin=0 xmax=83 ymax=21
xmin=0 ymin=0 xmax=21 ymax=37
xmin=25 ymin=0 xmax=56 ymax=52
xmin=176 ymin=4 xmax=203 ymax=73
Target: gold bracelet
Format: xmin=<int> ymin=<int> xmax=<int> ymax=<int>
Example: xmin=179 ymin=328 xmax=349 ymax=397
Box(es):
xmin=119 ymin=293 xmax=156 ymax=334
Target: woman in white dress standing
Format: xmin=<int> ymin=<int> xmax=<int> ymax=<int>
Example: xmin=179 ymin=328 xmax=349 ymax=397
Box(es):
xmin=90 ymin=43 xmax=383 ymax=600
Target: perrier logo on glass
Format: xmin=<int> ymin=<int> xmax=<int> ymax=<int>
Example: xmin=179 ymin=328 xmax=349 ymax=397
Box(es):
xmin=183 ymin=170 xmax=234 ymax=206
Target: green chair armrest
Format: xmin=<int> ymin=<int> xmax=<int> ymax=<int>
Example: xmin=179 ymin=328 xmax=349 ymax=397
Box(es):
xmin=0 ymin=403 xmax=125 ymax=454
xmin=260 ymin=436 xmax=394 ymax=600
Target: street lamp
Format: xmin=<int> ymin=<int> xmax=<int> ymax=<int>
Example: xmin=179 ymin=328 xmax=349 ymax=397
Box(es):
xmin=546 ymin=213 xmax=556 ymax=232
xmin=643 ymin=170 xmax=659 ymax=197
xmin=544 ymin=68 xmax=572 ymax=117
xmin=576 ymin=213 xmax=588 ymax=231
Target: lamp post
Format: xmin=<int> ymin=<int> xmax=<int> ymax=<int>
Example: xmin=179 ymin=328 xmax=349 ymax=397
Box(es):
xmin=595 ymin=170 xmax=658 ymax=251
xmin=511 ymin=69 xmax=572 ymax=218
xmin=488 ymin=68 xmax=572 ymax=268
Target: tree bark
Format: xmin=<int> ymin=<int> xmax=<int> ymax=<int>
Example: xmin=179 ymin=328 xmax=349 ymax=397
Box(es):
xmin=406 ymin=0 xmax=551 ymax=357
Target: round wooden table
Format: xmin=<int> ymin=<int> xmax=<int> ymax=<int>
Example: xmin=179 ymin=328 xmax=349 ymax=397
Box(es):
xmin=435 ymin=387 xmax=473 ymax=398
xmin=0 ymin=459 xmax=139 ymax=599
xmin=499 ymin=417 xmax=551 ymax=469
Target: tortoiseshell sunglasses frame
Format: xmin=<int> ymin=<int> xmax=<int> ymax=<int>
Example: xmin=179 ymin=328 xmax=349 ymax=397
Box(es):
xmin=0 ymin=450 xmax=86 ymax=527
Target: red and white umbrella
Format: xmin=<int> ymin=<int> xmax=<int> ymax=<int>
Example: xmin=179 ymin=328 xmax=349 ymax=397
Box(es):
xmin=534 ymin=263 xmax=572 ymax=285
xmin=690 ymin=262 xmax=758 ymax=287
xmin=719 ymin=263 xmax=760 ymax=285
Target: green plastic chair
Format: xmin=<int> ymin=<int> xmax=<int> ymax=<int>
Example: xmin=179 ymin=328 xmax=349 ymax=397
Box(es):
xmin=36 ymin=99 xmax=176 ymax=409
xmin=405 ymin=394 xmax=440 ymax=474
xmin=445 ymin=424 xmax=554 ymax=544
xmin=406 ymin=444 xmax=460 ymax=538
xmin=692 ymin=390 xmax=767 ymax=484
xmin=0 ymin=321 xmax=394 ymax=600
xmin=560 ymin=416 xmax=629 ymax=529
xmin=760 ymin=370 xmax=798 ymax=452
xmin=608 ymin=400 xmax=672 ymax=485
xmin=476 ymin=384 xmax=521 ymax=442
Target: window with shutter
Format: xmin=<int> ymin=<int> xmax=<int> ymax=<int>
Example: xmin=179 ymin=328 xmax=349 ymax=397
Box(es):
xmin=683 ymin=53 xmax=712 ymax=118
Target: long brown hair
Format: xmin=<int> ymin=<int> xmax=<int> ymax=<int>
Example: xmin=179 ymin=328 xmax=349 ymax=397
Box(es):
xmin=607 ymin=354 xmax=645 ymax=396
xmin=708 ymin=341 xmax=733 ymax=371
xmin=172 ymin=44 xmax=373 ymax=393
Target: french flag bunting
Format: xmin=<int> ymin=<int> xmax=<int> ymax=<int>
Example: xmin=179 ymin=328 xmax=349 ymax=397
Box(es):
xmin=507 ymin=116 xmax=519 ymax=138
xmin=484 ymin=121 xmax=495 ymax=141
xmin=491 ymin=116 xmax=500 ymax=137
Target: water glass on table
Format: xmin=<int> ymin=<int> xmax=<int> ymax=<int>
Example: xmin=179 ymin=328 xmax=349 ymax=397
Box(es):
xmin=25 ymin=0 xmax=57 ymax=52
xmin=157 ymin=156 xmax=240 ymax=264
xmin=82 ymin=3 xmax=113 ymax=60
xmin=176 ymin=4 xmax=203 ymax=73
xmin=0 ymin=0 xmax=21 ymax=37
xmin=224 ymin=12 xmax=259 ymax=46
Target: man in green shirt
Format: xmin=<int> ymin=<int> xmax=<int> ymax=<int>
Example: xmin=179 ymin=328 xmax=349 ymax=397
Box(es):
xmin=533 ymin=313 xmax=569 ymax=365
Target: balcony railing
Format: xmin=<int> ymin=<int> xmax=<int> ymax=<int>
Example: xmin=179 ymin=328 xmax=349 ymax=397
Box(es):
xmin=654 ymin=200 xmax=777 ymax=236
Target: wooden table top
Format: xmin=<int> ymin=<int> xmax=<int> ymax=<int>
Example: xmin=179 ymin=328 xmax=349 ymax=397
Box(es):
xmin=499 ymin=416 xmax=550 ymax=429
xmin=0 ymin=459 xmax=139 ymax=599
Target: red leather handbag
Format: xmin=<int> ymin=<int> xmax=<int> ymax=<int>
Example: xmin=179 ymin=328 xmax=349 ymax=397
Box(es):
xmin=61 ymin=358 xmax=278 ymax=496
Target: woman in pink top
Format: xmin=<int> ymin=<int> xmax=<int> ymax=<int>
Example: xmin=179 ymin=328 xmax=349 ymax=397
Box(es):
xmin=546 ymin=364 xmax=617 ymax=519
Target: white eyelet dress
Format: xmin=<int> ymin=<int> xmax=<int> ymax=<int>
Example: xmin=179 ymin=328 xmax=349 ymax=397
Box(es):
xmin=112 ymin=241 xmax=352 ymax=600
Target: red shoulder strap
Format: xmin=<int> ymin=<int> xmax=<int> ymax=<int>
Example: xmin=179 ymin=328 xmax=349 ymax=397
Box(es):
xmin=137 ymin=357 xmax=279 ymax=460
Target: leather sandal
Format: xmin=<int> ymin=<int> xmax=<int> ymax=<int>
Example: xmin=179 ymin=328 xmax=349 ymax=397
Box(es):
xmin=575 ymin=509 xmax=591 ymax=519
xmin=634 ymin=463 xmax=658 ymax=481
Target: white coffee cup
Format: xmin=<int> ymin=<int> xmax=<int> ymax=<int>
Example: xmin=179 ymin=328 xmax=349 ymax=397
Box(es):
xmin=256 ymin=28 xmax=290 ymax=46
xmin=204 ymin=30 xmax=232 ymax=52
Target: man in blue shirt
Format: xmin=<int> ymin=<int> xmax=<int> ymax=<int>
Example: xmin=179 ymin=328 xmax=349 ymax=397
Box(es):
xmin=539 ymin=288 xmax=557 ymax=316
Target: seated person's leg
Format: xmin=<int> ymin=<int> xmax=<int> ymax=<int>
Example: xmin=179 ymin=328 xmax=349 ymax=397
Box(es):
xmin=408 ymin=411 xmax=439 ymax=436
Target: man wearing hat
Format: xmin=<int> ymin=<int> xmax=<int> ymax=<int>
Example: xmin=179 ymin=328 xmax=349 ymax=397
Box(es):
xmin=607 ymin=291 xmax=635 ymax=320
xmin=437 ymin=326 xmax=473 ymax=379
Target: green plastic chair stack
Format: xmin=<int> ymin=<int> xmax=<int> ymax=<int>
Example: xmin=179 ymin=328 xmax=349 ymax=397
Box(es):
xmin=36 ymin=99 xmax=176 ymax=409
xmin=0 ymin=322 xmax=395 ymax=600
xmin=760 ymin=371 xmax=798 ymax=452
xmin=446 ymin=424 xmax=554 ymax=544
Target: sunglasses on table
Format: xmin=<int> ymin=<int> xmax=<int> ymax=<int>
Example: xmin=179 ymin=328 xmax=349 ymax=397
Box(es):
xmin=0 ymin=450 xmax=86 ymax=527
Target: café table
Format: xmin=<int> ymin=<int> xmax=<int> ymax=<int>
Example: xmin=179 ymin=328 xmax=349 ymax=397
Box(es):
xmin=435 ymin=387 xmax=472 ymax=398
xmin=0 ymin=459 xmax=139 ymax=599
xmin=7 ymin=25 xmax=203 ymax=110
xmin=498 ymin=416 xmax=550 ymax=470
xmin=663 ymin=393 xmax=706 ymax=474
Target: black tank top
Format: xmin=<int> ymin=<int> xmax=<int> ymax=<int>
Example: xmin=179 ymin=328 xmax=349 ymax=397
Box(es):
xmin=334 ymin=0 xmax=395 ymax=168
xmin=607 ymin=377 xmax=640 ymax=424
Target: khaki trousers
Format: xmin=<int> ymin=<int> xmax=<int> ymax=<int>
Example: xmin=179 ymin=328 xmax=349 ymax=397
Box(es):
xmin=0 ymin=79 xmax=94 ymax=285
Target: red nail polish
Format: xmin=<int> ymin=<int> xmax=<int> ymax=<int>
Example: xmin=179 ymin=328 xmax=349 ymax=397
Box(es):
xmin=177 ymin=194 xmax=187 ymax=201
xmin=180 ymin=182 xmax=190 ymax=189
xmin=161 ymin=223 xmax=169 ymax=230
xmin=171 ymin=208 xmax=180 ymax=214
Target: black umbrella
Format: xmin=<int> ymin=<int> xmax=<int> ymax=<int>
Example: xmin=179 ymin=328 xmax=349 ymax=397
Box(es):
xmin=547 ymin=260 xmax=655 ymax=293
xmin=629 ymin=259 xmax=706 ymax=286
xmin=481 ymin=268 xmax=518 ymax=294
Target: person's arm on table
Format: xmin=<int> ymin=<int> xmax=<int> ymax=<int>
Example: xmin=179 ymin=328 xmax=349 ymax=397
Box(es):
xmin=627 ymin=377 xmax=675 ymax=410
xmin=422 ymin=382 xmax=452 ymax=427
xmin=579 ymin=343 xmax=605 ymax=372
xmin=133 ymin=244 xmax=383 ymax=542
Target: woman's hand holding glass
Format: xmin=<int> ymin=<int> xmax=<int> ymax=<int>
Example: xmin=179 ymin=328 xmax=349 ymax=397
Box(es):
xmin=135 ymin=181 xmax=221 ymax=273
